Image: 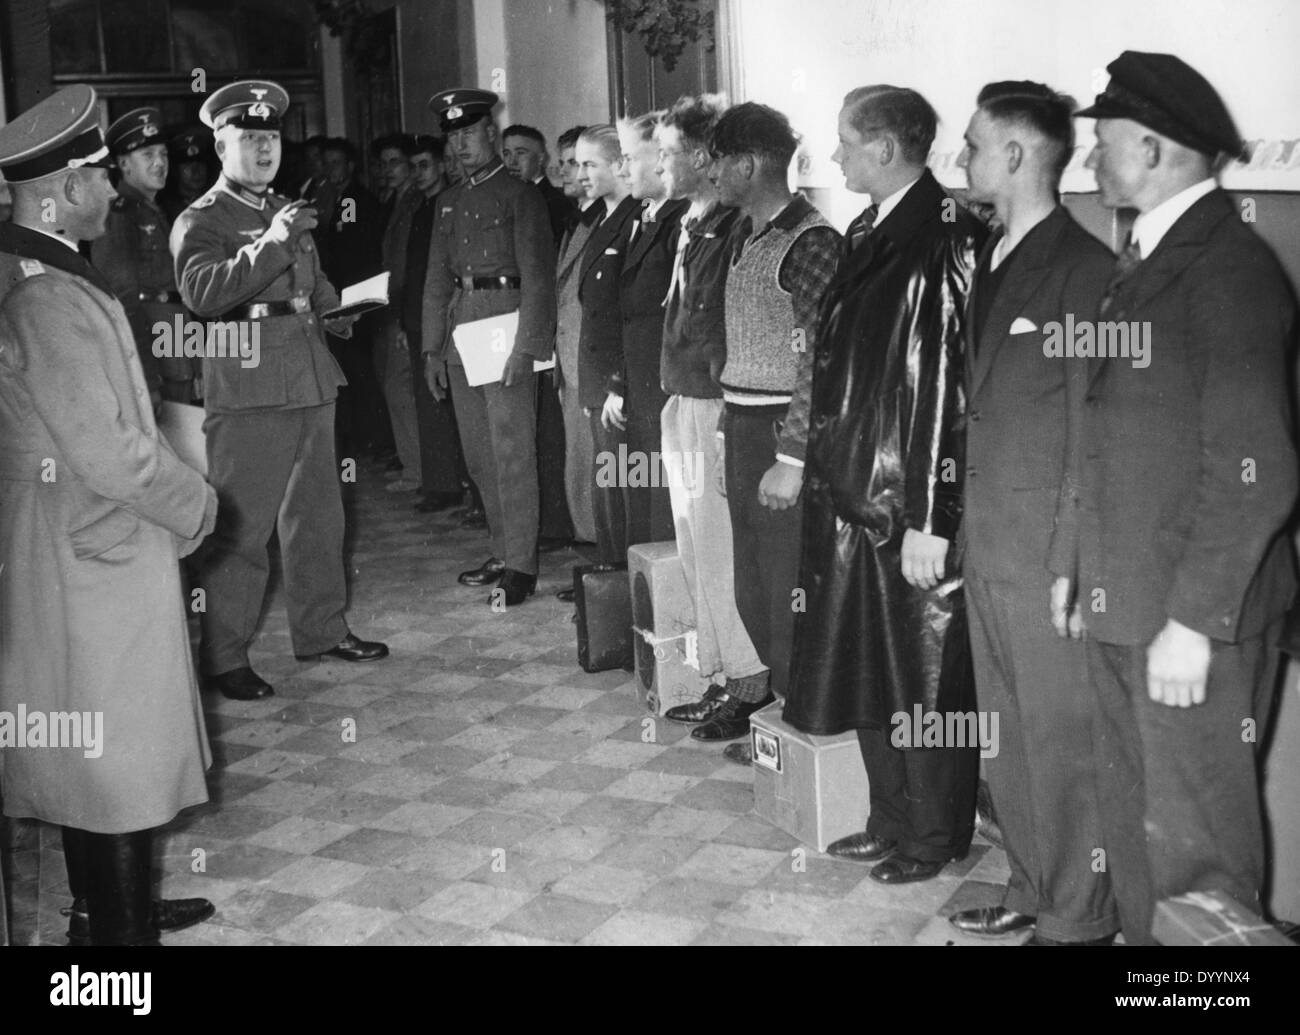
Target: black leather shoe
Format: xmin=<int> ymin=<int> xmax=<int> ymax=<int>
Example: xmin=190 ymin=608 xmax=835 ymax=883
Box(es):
xmin=459 ymin=557 xmax=505 ymax=586
xmin=664 ymin=684 xmax=729 ymax=725
xmin=870 ymin=851 xmax=963 ymax=884
xmin=492 ymin=569 xmax=536 ymax=607
xmin=691 ymin=693 xmax=774 ymax=741
xmin=461 ymin=507 xmax=487 ymax=530
xmin=152 ymin=897 xmax=216 ymax=934
xmin=555 ymin=587 xmax=576 ymax=603
xmin=949 ymin=905 xmax=1036 ymax=936
xmin=308 ymin=633 xmax=389 ymax=663
xmin=826 ymin=831 xmax=897 ymax=863
xmin=415 ymin=491 xmax=461 ymax=513
xmin=209 ymin=667 xmax=273 ymax=700
xmin=1024 ymin=932 xmax=1116 ymax=946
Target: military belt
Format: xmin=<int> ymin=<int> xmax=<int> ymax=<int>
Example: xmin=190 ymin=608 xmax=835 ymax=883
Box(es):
xmin=454 ymin=275 xmax=522 ymax=291
xmin=136 ymin=290 xmax=183 ymax=304
xmin=223 ymin=296 xmax=312 ymax=320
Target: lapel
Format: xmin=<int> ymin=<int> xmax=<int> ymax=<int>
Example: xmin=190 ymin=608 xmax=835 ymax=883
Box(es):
xmin=830 ymin=169 xmax=947 ymax=291
xmin=969 ymin=206 xmax=1069 ymax=402
xmin=558 ymin=204 xmax=600 ymax=283
xmin=0 ymin=222 xmax=116 ymax=299
xmin=625 ymin=198 xmax=687 ymax=272
xmin=1087 ymin=188 xmax=1231 ymax=389
xmin=580 ymin=195 xmax=638 ymax=284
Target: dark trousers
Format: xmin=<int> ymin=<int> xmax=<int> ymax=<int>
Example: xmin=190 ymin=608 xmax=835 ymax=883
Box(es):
xmin=408 ymin=335 xmax=464 ymax=496
xmin=537 ymin=372 xmax=574 ymax=541
xmin=448 ymin=362 xmax=539 ymax=574
xmin=625 ymin=412 xmax=674 ymax=547
xmin=1085 ymin=625 xmax=1282 ymax=945
xmin=860 ymin=725 xmax=977 ymax=863
xmin=329 ymin=328 xmax=392 ymax=458
xmin=199 ymin=403 xmax=348 ymax=673
xmin=723 ymin=406 xmax=801 ymax=696
xmin=589 ymin=408 xmax=629 ymax=566
xmin=966 ymin=567 xmax=1118 ymax=941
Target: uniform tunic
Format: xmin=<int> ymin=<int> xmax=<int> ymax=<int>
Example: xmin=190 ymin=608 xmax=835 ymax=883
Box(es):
xmin=90 ymin=181 xmax=196 ymax=400
xmin=0 ymin=223 xmax=213 ymax=832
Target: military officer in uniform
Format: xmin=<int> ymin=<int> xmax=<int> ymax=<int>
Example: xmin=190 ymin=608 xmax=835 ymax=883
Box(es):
xmin=160 ymin=127 xmax=216 ymax=222
xmin=422 ymin=88 xmax=558 ymax=606
xmin=91 ymin=108 xmax=197 ymax=405
xmin=0 ymin=84 xmax=217 ymax=946
xmin=172 ymin=80 xmax=388 ymax=701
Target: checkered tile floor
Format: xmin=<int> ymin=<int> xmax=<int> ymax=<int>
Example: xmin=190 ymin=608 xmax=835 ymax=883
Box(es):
xmin=5 ymin=462 xmax=1012 ymax=946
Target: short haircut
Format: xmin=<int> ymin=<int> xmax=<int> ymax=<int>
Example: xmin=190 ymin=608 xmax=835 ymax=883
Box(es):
xmin=842 ymin=85 xmax=937 ymax=165
xmin=710 ymin=102 xmax=798 ymax=177
xmin=659 ymin=93 xmax=729 ymax=152
xmin=976 ymin=80 xmax=1076 ymax=176
xmin=502 ymin=124 xmax=546 ymax=149
xmin=577 ymin=124 xmax=622 ymax=164
xmin=304 ymin=134 xmax=329 ymax=150
xmin=322 ymin=137 xmax=358 ymax=165
xmin=618 ymin=110 xmax=665 ymax=144
xmin=557 ymin=125 xmax=588 ymax=152
xmin=410 ymin=134 xmax=446 ymax=162
xmin=371 ymin=132 xmax=418 ymax=159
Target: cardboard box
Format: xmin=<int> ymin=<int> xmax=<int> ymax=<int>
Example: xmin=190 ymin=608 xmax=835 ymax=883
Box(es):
xmin=1153 ymin=890 xmax=1294 ymax=946
xmin=627 ymin=542 xmax=711 ymax=715
xmin=749 ymin=701 xmax=870 ymax=853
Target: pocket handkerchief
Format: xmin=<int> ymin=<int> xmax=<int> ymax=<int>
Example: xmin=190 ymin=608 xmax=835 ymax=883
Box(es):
xmin=1009 ymin=316 xmax=1038 ymax=334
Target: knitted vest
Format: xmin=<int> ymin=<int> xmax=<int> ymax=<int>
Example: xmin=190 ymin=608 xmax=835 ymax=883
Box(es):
xmin=722 ymin=205 xmax=831 ymax=401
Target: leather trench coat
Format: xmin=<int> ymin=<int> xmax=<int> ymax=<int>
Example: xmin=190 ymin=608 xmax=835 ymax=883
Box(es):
xmin=784 ymin=170 xmax=988 ymax=735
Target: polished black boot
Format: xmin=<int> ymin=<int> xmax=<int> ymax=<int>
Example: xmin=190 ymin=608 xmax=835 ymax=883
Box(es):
xmin=84 ymin=829 xmax=160 ymax=946
xmin=459 ymin=557 xmax=505 ymax=586
xmin=61 ymin=826 xmax=92 ymax=947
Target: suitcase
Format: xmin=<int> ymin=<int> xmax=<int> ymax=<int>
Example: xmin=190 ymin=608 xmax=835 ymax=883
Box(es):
xmin=627 ymin=542 xmax=711 ymax=715
xmin=749 ymin=701 xmax=871 ymax=853
xmin=574 ymin=564 xmax=634 ymax=673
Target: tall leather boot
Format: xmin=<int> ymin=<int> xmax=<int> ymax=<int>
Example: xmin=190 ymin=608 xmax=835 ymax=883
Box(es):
xmin=60 ymin=826 xmax=93 ymax=947
xmin=85 ymin=830 xmax=160 ymax=946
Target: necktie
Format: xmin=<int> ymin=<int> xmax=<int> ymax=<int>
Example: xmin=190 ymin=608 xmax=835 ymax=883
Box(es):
xmin=1100 ymin=232 xmax=1142 ymax=316
xmin=846 ymin=203 xmax=879 ymax=254
xmin=664 ymin=216 xmax=697 ymax=306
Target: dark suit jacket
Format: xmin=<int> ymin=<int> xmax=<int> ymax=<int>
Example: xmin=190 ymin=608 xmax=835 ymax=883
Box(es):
xmin=576 ymin=195 xmax=639 ymax=409
xmin=959 ymin=205 xmax=1113 ymax=582
xmin=318 ymin=178 xmax=383 ymax=293
xmin=535 ymin=176 xmax=577 ymax=251
xmin=1073 ymin=188 xmax=1298 ymax=645
xmin=618 ymin=198 xmax=689 ymax=418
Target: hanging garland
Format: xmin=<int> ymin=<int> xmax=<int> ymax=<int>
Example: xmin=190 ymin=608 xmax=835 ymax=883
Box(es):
xmin=312 ymin=0 xmax=390 ymax=76
xmin=607 ymin=0 xmax=717 ymax=73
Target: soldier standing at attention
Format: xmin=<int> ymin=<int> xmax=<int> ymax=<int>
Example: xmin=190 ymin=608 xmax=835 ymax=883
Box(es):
xmin=90 ymin=108 xmax=196 ymax=405
xmin=172 ymin=80 xmax=388 ymax=702
xmin=422 ymin=88 xmax=558 ymax=606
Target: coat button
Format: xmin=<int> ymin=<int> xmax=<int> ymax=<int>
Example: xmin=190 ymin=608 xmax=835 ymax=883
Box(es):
xmin=967 ymin=467 xmax=977 ymax=477
xmin=969 ymin=410 xmax=980 ymax=421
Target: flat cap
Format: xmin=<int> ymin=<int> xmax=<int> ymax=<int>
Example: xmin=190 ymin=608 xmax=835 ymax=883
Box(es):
xmin=0 ymin=83 xmax=115 ymax=183
xmin=1076 ymin=51 xmax=1244 ymax=160
xmin=428 ymin=88 xmax=498 ymax=133
xmin=106 ymin=107 xmax=166 ymax=156
xmin=200 ymin=80 xmax=289 ymax=131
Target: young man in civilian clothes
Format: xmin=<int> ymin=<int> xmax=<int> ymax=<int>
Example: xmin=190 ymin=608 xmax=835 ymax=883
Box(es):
xmin=655 ymin=95 xmax=770 ymax=740
xmin=705 ymin=103 xmax=840 ymax=755
xmin=948 ymin=83 xmax=1119 ymax=943
xmin=575 ymin=125 xmax=639 ymax=566
xmin=611 ymin=112 xmax=687 ymax=547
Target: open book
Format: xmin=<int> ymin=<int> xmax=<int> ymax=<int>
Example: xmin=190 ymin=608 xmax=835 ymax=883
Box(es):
xmin=322 ymin=271 xmax=390 ymax=321
xmin=452 ymin=310 xmax=556 ymax=387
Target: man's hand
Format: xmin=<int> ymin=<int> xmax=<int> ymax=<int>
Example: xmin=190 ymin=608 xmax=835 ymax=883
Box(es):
xmin=424 ymin=354 xmax=449 ymax=401
xmin=1147 ymin=618 xmax=1211 ymax=708
xmin=758 ymin=460 xmax=802 ymax=511
xmin=900 ymin=528 xmax=948 ymax=590
xmin=601 ymin=392 xmax=626 ymax=430
xmin=323 ymin=313 xmax=358 ymax=338
xmin=1050 ymin=576 xmax=1086 ymax=639
xmin=178 ymin=485 xmax=218 ymax=559
xmin=266 ymin=200 xmax=317 ymax=246
xmin=501 ymin=351 xmax=533 ymax=387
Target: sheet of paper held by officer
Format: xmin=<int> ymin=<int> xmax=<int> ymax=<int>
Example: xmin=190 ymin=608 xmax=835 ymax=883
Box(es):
xmin=452 ymin=310 xmax=556 ymax=387
xmin=322 ymin=272 xmax=390 ymax=321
